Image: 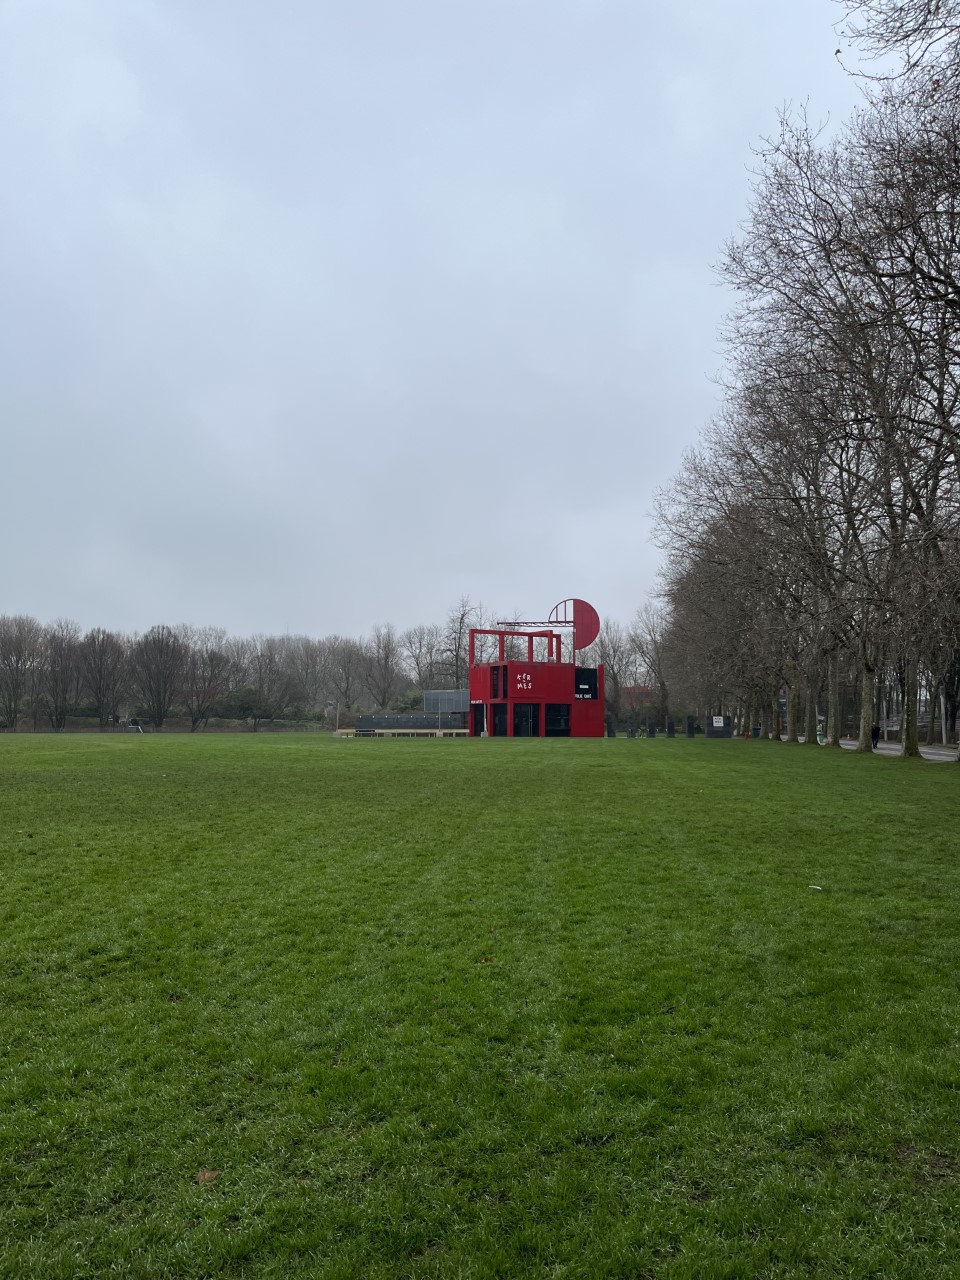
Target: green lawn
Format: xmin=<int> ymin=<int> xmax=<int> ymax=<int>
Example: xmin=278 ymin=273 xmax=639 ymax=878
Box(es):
xmin=1 ymin=734 xmax=959 ymax=1279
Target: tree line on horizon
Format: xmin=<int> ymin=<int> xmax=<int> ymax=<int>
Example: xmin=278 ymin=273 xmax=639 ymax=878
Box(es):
xmin=646 ymin=0 xmax=960 ymax=756
xmin=0 ymin=602 xmax=669 ymax=733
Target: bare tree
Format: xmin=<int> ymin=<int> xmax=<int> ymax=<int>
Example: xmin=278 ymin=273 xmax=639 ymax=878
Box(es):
xmin=284 ymin=635 xmax=332 ymax=714
xmin=839 ymin=0 xmax=960 ymax=71
xmin=443 ymin=596 xmax=480 ymax=689
xmin=225 ymin=635 xmax=251 ymax=686
xmin=0 ymin=615 xmax=44 ymax=731
xmin=129 ymin=625 xmax=186 ymax=729
xmin=42 ymin=618 xmax=81 ymax=731
xmin=328 ymin=635 xmax=366 ymax=710
xmin=180 ymin=626 xmax=232 ymax=731
xmin=246 ymin=635 xmax=294 ymax=730
xmin=401 ymin=623 xmax=444 ymax=689
xmin=631 ymin=605 xmax=671 ymax=730
xmin=348 ymin=5 xmax=958 ymax=760
xmin=580 ymin=619 xmax=633 ymax=723
xmin=702 ymin=92 xmax=960 ymax=755
xmin=80 ymin=627 xmax=128 ymax=728
xmin=362 ymin=624 xmax=405 ymax=710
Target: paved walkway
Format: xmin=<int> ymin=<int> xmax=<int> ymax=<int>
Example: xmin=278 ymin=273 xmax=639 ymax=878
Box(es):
xmin=838 ymin=737 xmax=958 ymax=763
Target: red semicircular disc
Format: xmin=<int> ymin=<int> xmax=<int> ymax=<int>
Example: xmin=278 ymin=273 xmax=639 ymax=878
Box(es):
xmin=549 ymin=598 xmax=601 ymax=652
xmin=572 ymin=599 xmax=600 ymax=650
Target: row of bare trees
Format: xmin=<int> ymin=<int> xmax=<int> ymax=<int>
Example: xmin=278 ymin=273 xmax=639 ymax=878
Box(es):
xmin=0 ymin=599 xmax=520 ymax=731
xmin=648 ymin=0 xmax=960 ymax=754
xmin=0 ymin=603 xmax=676 ymax=732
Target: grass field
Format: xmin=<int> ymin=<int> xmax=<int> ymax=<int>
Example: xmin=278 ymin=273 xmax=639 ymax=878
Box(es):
xmin=2 ymin=734 xmax=960 ymax=1279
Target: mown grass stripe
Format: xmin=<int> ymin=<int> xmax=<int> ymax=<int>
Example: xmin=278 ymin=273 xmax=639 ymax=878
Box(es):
xmin=1 ymin=735 xmax=959 ymax=1277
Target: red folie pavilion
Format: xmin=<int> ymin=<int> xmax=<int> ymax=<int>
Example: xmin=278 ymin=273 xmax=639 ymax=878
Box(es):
xmin=467 ymin=598 xmax=605 ymax=738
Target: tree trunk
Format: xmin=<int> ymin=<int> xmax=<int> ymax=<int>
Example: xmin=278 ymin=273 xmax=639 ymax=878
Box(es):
xmin=901 ymin=649 xmax=921 ymax=758
xmin=786 ymin=680 xmax=800 ymax=743
xmin=802 ymin=678 xmax=818 ymax=745
xmin=855 ymin=645 xmax=875 ymax=753
xmin=925 ymin=678 xmax=938 ymax=745
xmin=946 ymin=689 xmax=958 ymax=744
xmin=825 ymin=651 xmax=841 ymax=748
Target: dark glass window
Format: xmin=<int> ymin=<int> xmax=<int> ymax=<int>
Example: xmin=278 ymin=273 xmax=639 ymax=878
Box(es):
xmin=574 ymin=667 xmax=598 ymax=700
xmin=513 ymin=703 xmax=539 ymax=737
xmin=491 ymin=665 xmax=500 ymax=698
xmin=545 ymin=704 xmax=570 ymax=737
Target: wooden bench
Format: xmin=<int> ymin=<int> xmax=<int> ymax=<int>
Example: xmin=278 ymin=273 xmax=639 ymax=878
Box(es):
xmin=355 ymin=728 xmax=469 ymax=738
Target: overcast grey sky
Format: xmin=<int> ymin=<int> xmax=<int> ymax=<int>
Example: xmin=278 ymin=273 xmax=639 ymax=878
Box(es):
xmin=1 ymin=0 xmax=862 ymax=637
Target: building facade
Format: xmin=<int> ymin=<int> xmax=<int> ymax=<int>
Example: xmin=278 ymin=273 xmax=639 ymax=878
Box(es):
xmin=467 ymin=626 xmax=604 ymax=738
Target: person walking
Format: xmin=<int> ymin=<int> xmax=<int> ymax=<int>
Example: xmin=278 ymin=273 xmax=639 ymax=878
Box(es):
xmin=871 ymin=722 xmax=881 ymax=750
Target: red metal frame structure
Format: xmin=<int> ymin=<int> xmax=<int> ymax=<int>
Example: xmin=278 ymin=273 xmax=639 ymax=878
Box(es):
xmin=467 ymin=599 xmax=605 ymax=738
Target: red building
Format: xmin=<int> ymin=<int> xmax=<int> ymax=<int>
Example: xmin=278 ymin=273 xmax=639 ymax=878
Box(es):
xmin=467 ymin=600 xmax=605 ymax=738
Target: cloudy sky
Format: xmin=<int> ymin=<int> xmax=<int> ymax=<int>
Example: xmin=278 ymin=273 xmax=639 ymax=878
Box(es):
xmin=1 ymin=0 xmax=864 ymax=638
